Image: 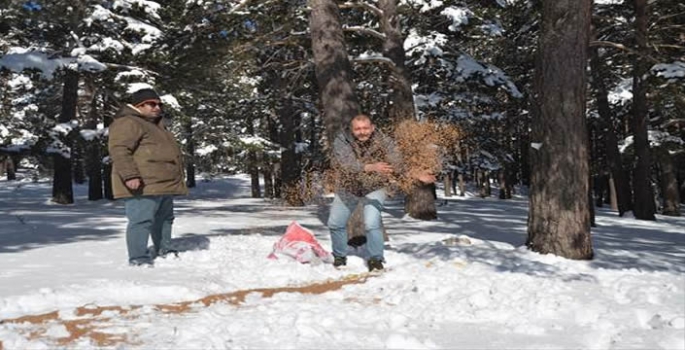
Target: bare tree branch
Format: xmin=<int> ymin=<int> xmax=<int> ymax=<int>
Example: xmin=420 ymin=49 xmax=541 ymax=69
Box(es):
xmin=339 ymin=1 xmax=383 ymax=17
xmin=590 ymin=40 xmax=660 ymax=63
xmin=350 ymin=55 xmax=395 ymax=67
xmin=343 ymin=25 xmax=386 ymax=40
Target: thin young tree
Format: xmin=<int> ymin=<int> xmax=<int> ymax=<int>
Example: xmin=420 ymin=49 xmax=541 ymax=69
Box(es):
xmin=589 ymin=40 xmax=633 ymax=216
xmin=630 ymin=0 xmax=656 ymax=220
xmin=52 ymin=69 xmax=78 ymax=205
xmin=526 ymin=0 xmax=593 ymax=259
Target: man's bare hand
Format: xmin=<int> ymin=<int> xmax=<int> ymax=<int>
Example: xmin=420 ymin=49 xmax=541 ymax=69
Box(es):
xmin=125 ymin=178 xmax=142 ymax=190
xmin=416 ymin=172 xmax=437 ymax=184
xmin=364 ymin=162 xmax=394 ymax=174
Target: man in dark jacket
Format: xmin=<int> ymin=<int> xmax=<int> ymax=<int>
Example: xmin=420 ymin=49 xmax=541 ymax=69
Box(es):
xmin=108 ymin=88 xmax=188 ymax=266
xmin=328 ymin=114 xmax=435 ymax=271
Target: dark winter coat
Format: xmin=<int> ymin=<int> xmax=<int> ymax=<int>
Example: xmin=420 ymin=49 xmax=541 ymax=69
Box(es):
xmin=331 ymin=130 xmax=403 ymax=196
xmin=108 ymin=105 xmax=188 ymax=199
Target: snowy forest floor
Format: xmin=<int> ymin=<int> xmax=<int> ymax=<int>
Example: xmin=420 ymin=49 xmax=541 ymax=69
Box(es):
xmin=0 ymin=174 xmax=684 ymax=349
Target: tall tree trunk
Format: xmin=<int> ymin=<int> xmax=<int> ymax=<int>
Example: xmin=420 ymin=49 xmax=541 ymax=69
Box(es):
xmin=589 ymin=174 xmax=596 ymax=227
xmin=85 ymin=82 xmax=102 ymax=201
xmin=608 ymin=175 xmax=618 ymax=210
xmin=499 ymin=169 xmax=512 ymax=199
xmin=519 ymin=117 xmax=531 ymax=187
xmin=310 ymin=0 xmax=360 ymax=144
xmin=444 ymin=173 xmax=453 ymax=197
xmin=263 ymin=160 xmax=274 ymax=199
xmin=631 ymin=0 xmax=656 ymax=220
xmin=590 ymin=34 xmax=633 ymax=216
xmin=657 ymin=147 xmax=680 ymax=216
xmin=72 ymin=141 xmax=86 ymax=184
xmin=6 ymin=155 xmax=17 ymax=181
xmin=310 ymin=0 xmax=367 ymax=240
xmin=379 ymin=0 xmax=438 ymax=220
xmin=52 ymin=69 xmax=78 ymax=205
xmin=378 ymin=0 xmax=415 ymax=121
xmin=526 ymin=0 xmax=593 ymax=259
xmin=280 ymin=95 xmax=304 ymax=206
xmin=267 ymin=104 xmax=283 ymax=200
xmin=103 ymin=94 xmax=114 ymax=200
xmin=273 ymin=162 xmax=282 ymax=199
xmin=0 ymin=156 xmax=6 ymax=179
xmin=184 ymin=118 xmax=196 ymax=188
xmin=246 ymin=118 xmax=261 ymax=198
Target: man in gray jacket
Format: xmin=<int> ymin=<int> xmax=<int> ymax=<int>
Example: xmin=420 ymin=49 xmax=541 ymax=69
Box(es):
xmin=328 ymin=114 xmax=435 ymax=271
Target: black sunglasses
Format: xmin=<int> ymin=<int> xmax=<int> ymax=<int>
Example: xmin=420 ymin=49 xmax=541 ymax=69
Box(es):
xmin=142 ymin=101 xmax=163 ymax=108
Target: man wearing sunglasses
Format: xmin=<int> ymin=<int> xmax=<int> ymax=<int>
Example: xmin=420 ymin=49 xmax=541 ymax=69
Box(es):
xmin=108 ymin=88 xmax=188 ymax=267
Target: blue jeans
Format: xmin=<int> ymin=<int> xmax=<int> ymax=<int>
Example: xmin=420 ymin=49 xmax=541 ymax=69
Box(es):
xmin=124 ymin=195 xmax=174 ymax=262
xmin=327 ymin=189 xmax=387 ymax=260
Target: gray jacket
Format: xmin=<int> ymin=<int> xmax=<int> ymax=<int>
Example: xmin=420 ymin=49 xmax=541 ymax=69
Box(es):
xmin=331 ymin=130 xmax=403 ymax=196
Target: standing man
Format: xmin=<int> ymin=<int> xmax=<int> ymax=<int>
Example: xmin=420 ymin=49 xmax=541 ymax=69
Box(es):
xmin=328 ymin=114 xmax=435 ymax=271
xmin=108 ymin=88 xmax=188 ymax=266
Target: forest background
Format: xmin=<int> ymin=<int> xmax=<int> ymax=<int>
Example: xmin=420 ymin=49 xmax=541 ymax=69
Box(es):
xmin=0 ymin=0 xmax=683 ymax=258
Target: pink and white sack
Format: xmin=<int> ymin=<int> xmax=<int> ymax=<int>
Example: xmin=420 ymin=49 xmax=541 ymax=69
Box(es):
xmin=268 ymin=221 xmax=334 ymax=264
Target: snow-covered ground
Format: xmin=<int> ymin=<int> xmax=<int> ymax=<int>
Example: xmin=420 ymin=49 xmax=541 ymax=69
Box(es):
xmin=0 ymin=174 xmax=683 ymax=349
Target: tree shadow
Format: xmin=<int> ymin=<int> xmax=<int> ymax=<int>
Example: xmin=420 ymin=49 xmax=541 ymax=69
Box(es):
xmin=0 ymin=196 xmax=125 ymax=253
xmin=387 ymin=239 xmax=598 ymax=282
xmin=382 ymin=196 xmax=685 ymax=274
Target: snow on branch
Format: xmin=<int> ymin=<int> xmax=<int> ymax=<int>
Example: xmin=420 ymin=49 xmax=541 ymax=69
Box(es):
xmin=455 ymin=54 xmax=523 ymax=98
xmin=405 ymin=29 xmax=448 ymax=65
xmin=441 ymin=7 xmax=473 ymax=32
xmin=651 ymin=61 xmax=685 ymax=81
xmin=342 ymin=25 xmax=386 ymax=40
xmin=239 ymin=135 xmax=275 ymax=149
xmin=0 ymin=48 xmax=73 ymax=79
xmin=228 ymin=0 xmax=253 ymax=14
xmin=400 ymin=0 xmax=444 ymax=13
xmin=351 ymin=52 xmax=395 ymax=67
xmin=620 ymin=130 xmax=685 ymax=153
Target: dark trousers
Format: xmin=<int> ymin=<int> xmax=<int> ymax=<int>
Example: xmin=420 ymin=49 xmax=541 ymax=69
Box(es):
xmin=124 ymin=195 xmax=174 ymax=261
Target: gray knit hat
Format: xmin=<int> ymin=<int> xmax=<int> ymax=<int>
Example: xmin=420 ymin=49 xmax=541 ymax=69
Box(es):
xmin=130 ymin=88 xmax=161 ymax=106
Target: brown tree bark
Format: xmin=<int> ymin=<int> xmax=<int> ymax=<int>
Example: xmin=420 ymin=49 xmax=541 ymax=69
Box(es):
xmin=72 ymin=141 xmax=86 ymax=185
xmin=378 ymin=0 xmax=415 ymax=121
xmin=310 ymin=0 xmax=360 ymax=144
xmin=378 ymin=0 xmax=438 ymax=220
xmin=657 ymin=147 xmax=681 ymax=216
xmin=499 ymin=169 xmax=512 ymax=199
xmin=183 ymin=118 xmax=196 ymax=189
xmin=526 ymin=0 xmax=593 ymax=259
xmin=631 ymin=0 xmax=656 ymax=220
xmin=263 ymin=160 xmax=274 ymax=199
xmin=6 ymin=155 xmax=17 ymax=181
xmin=279 ymin=93 xmax=304 ymax=206
xmin=246 ymin=118 xmax=261 ymax=198
xmin=444 ymin=173 xmax=453 ymax=197
xmin=84 ymin=81 xmax=103 ymax=201
xmin=52 ymin=69 xmax=77 ymax=205
xmin=589 ymin=31 xmax=633 ymax=216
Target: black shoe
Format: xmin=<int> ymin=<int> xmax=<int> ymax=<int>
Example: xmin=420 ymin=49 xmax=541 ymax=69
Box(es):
xmin=157 ymin=249 xmax=179 ymax=259
xmin=367 ymin=258 xmax=384 ymax=272
xmin=333 ymin=256 xmax=347 ymax=268
xmin=129 ymin=257 xmax=154 ymax=267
